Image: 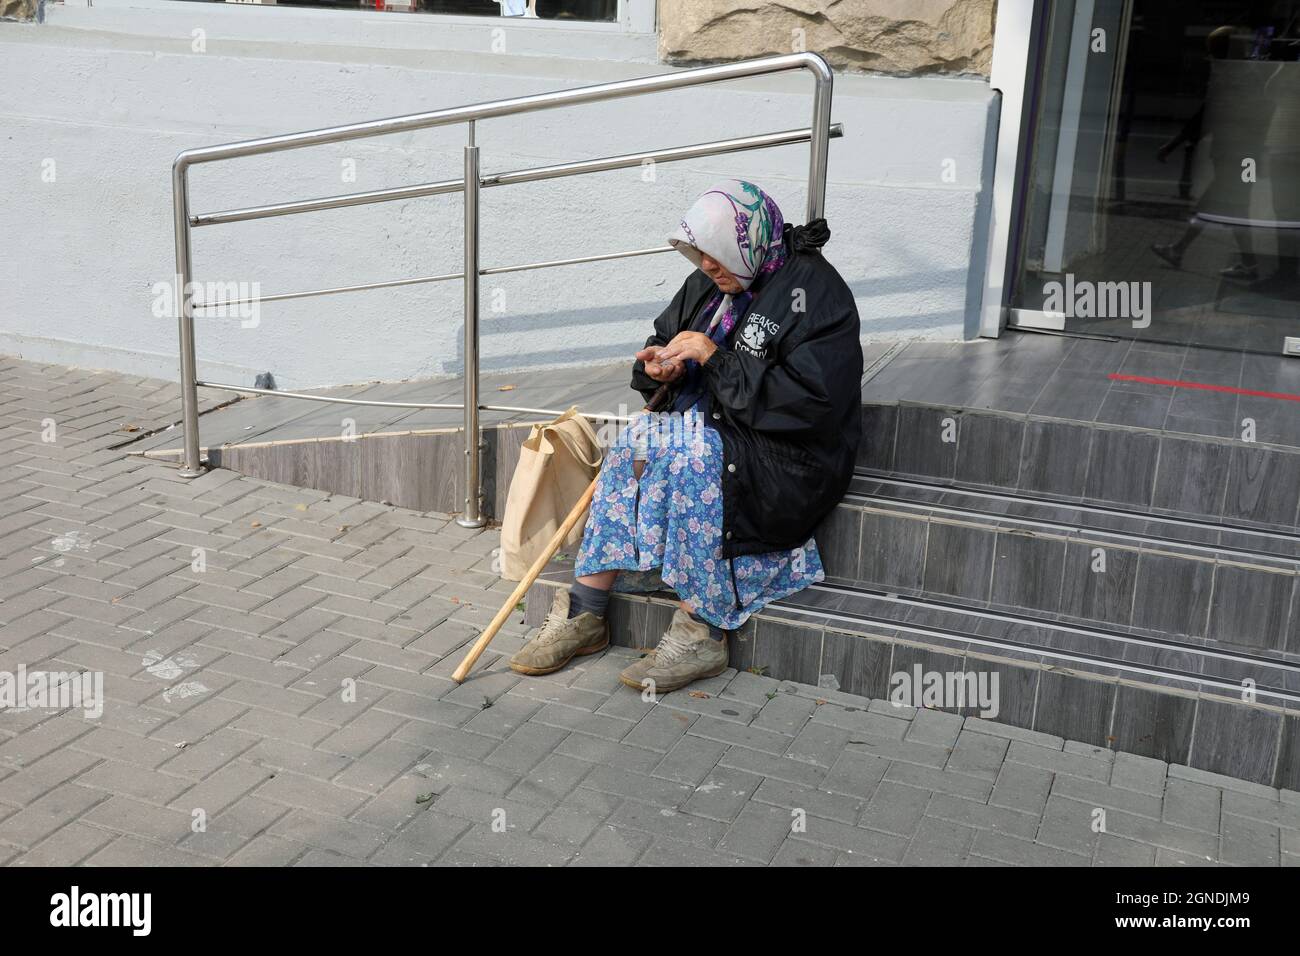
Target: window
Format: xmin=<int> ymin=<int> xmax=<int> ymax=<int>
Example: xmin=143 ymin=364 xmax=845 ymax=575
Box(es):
xmin=1008 ymin=0 xmax=1300 ymax=354
xmin=203 ymin=0 xmax=619 ymax=21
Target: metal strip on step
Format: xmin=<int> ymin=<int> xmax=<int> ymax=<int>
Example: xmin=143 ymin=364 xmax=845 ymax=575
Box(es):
xmin=854 ymin=471 xmax=1300 ymax=550
xmin=807 ymin=582 xmax=1299 ymax=674
xmin=795 ymin=574 xmax=1300 ymax=681
xmin=841 ymin=488 xmax=1300 ymax=570
xmin=861 ymin=341 xmax=908 ymax=387
xmin=774 ymin=591 xmax=1300 ymax=706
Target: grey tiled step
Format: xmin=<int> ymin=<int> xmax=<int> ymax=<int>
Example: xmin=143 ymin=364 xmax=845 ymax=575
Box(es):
xmin=783 ymin=583 xmax=1300 ymax=702
xmin=815 ymin=479 xmax=1300 ymax=656
xmin=849 ymin=473 xmax=1300 ymax=560
xmin=126 ymin=365 xmax=644 ymax=521
xmin=521 ymin=573 xmax=1300 ymax=791
xmin=129 ymin=417 xmax=623 ymax=520
xmin=860 ymin=400 xmax=1300 ymax=532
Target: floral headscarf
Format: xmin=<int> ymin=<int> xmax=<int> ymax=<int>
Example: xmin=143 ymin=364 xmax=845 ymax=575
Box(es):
xmin=662 ymin=181 xmax=788 ymax=414
xmin=668 ymin=180 xmax=787 ymax=344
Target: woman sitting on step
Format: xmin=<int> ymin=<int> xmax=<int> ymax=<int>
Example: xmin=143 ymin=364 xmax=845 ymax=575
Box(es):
xmin=509 ymin=180 xmax=863 ymax=693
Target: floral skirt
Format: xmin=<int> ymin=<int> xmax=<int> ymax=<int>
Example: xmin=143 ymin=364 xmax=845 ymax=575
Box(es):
xmin=573 ymin=410 xmax=823 ymax=631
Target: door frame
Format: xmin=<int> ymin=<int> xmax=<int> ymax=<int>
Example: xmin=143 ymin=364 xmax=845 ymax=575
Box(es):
xmin=977 ymin=0 xmax=1051 ymax=337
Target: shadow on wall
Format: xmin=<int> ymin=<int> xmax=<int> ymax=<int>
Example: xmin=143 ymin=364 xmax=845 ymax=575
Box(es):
xmin=468 ymin=268 xmax=973 ymax=373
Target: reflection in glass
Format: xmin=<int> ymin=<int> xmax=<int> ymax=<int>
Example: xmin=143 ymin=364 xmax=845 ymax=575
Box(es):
xmin=1011 ymin=1 xmax=1300 ymax=353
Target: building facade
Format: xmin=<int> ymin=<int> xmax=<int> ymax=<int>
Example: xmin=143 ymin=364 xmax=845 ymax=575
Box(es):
xmin=1 ymin=0 xmax=1296 ymax=390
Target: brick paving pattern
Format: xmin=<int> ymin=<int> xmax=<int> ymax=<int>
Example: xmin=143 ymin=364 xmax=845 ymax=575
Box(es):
xmin=1 ymin=357 xmax=1297 ymax=866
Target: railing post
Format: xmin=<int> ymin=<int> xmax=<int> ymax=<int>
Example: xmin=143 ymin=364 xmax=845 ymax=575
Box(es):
xmin=805 ymin=56 xmax=834 ymax=221
xmin=457 ymin=123 xmax=487 ymax=528
xmin=172 ymin=159 xmax=205 ymax=478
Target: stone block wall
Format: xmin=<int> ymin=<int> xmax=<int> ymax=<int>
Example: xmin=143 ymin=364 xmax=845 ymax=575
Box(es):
xmin=658 ymin=0 xmax=997 ymax=76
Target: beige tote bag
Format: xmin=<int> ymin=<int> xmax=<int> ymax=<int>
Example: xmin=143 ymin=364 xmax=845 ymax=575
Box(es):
xmin=500 ymin=407 xmax=604 ymax=581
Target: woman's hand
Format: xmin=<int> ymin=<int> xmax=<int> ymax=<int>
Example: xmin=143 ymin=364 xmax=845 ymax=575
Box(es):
xmin=656 ymin=332 xmax=718 ymax=367
xmin=636 ymin=345 xmax=687 ymax=383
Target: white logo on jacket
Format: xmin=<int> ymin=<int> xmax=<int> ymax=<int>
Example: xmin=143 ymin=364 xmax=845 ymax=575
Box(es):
xmin=737 ymin=313 xmax=780 ymax=357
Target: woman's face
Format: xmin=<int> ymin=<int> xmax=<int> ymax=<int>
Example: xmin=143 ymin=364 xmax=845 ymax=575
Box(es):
xmin=700 ymin=253 xmax=744 ymax=294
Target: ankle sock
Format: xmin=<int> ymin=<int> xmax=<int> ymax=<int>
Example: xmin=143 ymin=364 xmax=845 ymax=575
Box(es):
xmin=568 ymin=581 xmax=610 ymax=619
xmin=689 ymin=611 xmax=727 ymax=642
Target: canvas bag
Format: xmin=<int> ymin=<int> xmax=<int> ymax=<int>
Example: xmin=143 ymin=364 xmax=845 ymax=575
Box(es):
xmin=500 ymin=407 xmax=604 ymax=581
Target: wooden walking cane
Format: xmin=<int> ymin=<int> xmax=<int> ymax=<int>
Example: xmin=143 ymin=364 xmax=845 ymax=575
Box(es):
xmin=452 ymin=381 xmax=672 ymax=683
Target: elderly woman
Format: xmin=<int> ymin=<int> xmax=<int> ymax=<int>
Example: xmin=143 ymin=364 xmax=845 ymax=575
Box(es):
xmin=509 ymin=180 xmax=862 ymax=693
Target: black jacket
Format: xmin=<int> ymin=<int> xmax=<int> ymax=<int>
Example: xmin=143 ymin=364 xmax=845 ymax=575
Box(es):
xmin=631 ymin=235 xmax=863 ymax=559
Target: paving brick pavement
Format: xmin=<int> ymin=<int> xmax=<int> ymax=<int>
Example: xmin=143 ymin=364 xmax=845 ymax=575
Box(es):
xmin=1 ymin=356 xmax=1299 ymax=867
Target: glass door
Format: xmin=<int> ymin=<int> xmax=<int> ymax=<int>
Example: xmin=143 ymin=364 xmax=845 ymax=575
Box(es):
xmin=1009 ymin=0 xmax=1300 ymax=354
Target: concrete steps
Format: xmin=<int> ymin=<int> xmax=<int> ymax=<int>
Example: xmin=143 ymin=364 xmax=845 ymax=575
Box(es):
xmin=523 ymin=385 xmax=1300 ymax=791
xmin=820 ymin=475 xmax=1300 ymax=655
xmin=858 ymin=400 xmax=1300 ymax=532
xmin=524 ymin=536 xmax=1300 ymax=789
xmin=153 ymin=336 xmax=1300 ymax=788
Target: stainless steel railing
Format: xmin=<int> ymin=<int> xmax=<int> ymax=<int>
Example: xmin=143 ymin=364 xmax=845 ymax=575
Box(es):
xmin=172 ymin=52 xmax=838 ymax=527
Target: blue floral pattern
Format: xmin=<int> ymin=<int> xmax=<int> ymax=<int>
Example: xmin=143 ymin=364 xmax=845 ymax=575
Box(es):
xmin=574 ymin=410 xmax=823 ymax=631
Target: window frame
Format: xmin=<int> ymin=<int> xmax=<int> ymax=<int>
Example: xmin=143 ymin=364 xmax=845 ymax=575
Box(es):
xmin=52 ymin=0 xmax=657 ymax=36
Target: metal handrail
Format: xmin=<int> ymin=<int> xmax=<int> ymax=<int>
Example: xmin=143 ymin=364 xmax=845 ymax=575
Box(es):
xmin=193 ymin=247 xmax=679 ymax=312
xmin=191 ymin=125 xmax=844 ymax=312
xmin=191 ymin=123 xmax=843 ymax=228
xmin=172 ymin=52 xmax=837 ymax=527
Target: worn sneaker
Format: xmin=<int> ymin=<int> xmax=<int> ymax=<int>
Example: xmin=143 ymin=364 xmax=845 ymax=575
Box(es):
xmin=619 ymin=608 xmax=728 ymax=693
xmin=618 ymin=649 xmax=657 ymax=686
xmin=509 ymin=589 xmax=608 ymax=676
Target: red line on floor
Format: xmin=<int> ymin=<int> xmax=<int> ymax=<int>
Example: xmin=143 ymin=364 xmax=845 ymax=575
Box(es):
xmin=1108 ymin=373 xmax=1300 ymax=403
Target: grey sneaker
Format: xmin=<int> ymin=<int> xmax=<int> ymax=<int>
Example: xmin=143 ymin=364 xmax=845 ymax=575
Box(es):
xmin=619 ymin=649 xmax=657 ymax=685
xmin=509 ymin=589 xmax=608 ymax=676
xmin=620 ymin=608 xmax=728 ymax=693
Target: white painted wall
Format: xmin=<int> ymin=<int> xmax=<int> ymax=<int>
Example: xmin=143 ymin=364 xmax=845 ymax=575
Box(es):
xmin=0 ymin=2 xmax=997 ymax=390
